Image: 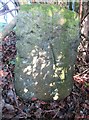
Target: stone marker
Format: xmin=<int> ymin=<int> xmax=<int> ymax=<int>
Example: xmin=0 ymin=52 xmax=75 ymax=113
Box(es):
xmin=14 ymin=4 xmax=80 ymax=101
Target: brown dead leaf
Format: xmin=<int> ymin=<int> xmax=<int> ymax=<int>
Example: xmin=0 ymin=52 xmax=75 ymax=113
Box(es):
xmin=0 ymin=70 xmax=8 ymax=77
xmin=4 ymin=104 xmax=14 ymax=111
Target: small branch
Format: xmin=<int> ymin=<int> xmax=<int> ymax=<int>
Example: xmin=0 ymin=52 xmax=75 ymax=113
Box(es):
xmin=52 ymin=108 xmax=61 ymax=119
xmin=79 ymin=0 xmax=83 ymax=20
xmin=0 ymin=17 xmax=17 ymax=40
xmin=0 ymin=0 xmax=9 ymax=9
xmin=0 ymin=8 xmax=20 ymax=16
xmin=74 ymin=68 xmax=89 ymax=76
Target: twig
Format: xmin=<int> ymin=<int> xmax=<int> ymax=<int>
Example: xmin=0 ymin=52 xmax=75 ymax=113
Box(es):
xmin=45 ymin=109 xmax=58 ymax=113
xmin=74 ymin=68 xmax=89 ymax=76
xmin=0 ymin=17 xmax=17 ymax=40
xmin=0 ymin=8 xmax=19 ymax=16
xmin=52 ymin=108 xmax=61 ymax=119
xmin=0 ymin=0 xmax=10 ymax=9
xmin=79 ymin=0 xmax=83 ymax=20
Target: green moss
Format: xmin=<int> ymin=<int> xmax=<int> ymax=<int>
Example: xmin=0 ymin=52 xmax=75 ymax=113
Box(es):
xmin=20 ymin=4 xmax=78 ymax=16
xmin=20 ymin=4 xmax=59 ymax=12
xmin=20 ymin=4 xmax=79 ymax=31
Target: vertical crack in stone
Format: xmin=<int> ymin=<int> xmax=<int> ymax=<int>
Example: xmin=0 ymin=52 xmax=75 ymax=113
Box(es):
xmin=49 ymin=42 xmax=56 ymax=67
xmin=49 ymin=9 xmax=57 ymax=68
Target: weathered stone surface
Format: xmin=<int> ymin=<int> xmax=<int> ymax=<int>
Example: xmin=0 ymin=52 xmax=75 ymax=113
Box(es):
xmin=14 ymin=4 xmax=80 ymax=101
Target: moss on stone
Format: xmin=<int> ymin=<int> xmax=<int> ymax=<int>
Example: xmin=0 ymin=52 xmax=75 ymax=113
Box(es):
xmin=20 ymin=4 xmax=79 ymax=22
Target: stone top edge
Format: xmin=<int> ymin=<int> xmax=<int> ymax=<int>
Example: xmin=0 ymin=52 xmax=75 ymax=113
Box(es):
xmin=18 ymin=4 xmax=80 ymax=22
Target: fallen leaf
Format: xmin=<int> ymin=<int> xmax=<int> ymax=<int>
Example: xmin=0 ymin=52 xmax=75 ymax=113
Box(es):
xmin=4 ymin=104 xmax=14 ymax=111
xmin=0 ymin=70 xmax=8 ymax=77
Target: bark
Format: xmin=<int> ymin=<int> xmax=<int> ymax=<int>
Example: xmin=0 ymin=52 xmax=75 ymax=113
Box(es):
xmin=79 ymin=0 xmax=82 ymax=20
